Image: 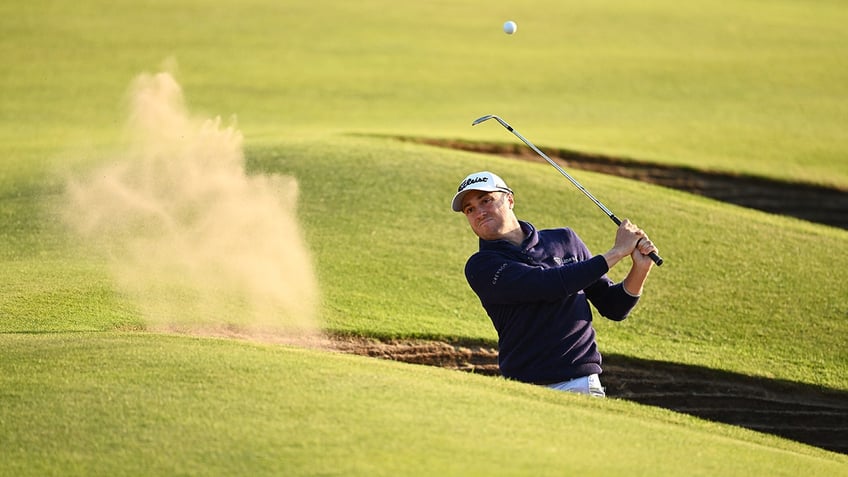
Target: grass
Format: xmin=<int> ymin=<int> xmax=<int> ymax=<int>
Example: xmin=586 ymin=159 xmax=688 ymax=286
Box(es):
xmin=2 ymin=333 xmax=845 ymax=476
xmin=2 ymin=0 xmax=848 ymax=474
xmin=248 ymin=136 xmax=848 ymax=389
xmin=2 ymin=0 xmax=847 ymax=187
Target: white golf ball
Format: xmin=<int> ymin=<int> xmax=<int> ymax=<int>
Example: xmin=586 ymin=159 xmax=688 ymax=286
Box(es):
xmin=503 ymin=20 xmax=517 ymax=35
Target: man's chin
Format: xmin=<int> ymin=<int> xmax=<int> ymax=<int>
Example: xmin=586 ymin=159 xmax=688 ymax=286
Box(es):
xmin=475 ymin=227 xmax=501 ymax=241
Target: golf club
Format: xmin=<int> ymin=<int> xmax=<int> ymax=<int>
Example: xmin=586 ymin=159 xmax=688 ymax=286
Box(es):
xmin=472 ymin=114 xmax=664 ymax=266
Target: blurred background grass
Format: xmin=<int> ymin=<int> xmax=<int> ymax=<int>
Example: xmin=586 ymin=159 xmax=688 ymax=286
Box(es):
xmin=2 ymin=0 xmax=846 ymax=186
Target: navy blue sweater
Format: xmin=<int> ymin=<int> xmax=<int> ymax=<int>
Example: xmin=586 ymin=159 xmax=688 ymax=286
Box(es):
xmin=465 ymin=221 xmax=639 ymax=384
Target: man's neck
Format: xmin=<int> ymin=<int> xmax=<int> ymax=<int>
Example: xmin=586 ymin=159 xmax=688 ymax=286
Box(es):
xmin=502 ymin=221 xmax=526 ymax=247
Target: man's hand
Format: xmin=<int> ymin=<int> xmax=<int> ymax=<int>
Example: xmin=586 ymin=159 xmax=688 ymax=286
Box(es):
xmin=632 ymin=235 xmax=658 ymax=270
xmin=602 ymin=219 xmax=643 ymax=269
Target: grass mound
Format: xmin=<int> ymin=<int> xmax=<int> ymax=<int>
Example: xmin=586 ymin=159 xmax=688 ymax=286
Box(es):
xmin=2 ymin=333 xmax=844 ymax=476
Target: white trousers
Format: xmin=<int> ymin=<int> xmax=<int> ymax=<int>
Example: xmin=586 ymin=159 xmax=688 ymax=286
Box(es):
xmin=545 ymin=374 xmax=606 ymax=397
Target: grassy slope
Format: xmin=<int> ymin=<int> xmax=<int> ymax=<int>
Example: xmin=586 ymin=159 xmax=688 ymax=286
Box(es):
xmin=251 ymin=136 xmax=848 ymax=389
xmin=5 ymin=135 xmax=847 ymax=391
xmin=2 ymin=333 xmax=845 ymax=476
xmin=2 ymin=0 xmax=848 ymax=474
xmin=1 ymin=135 xmax=846 ymax=474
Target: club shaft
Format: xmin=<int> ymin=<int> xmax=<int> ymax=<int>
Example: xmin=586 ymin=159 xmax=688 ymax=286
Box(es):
xmin=473 ymin=115 xmax=664 ymax=266
xmin=509 ymin=128 xmax=617 ymax=219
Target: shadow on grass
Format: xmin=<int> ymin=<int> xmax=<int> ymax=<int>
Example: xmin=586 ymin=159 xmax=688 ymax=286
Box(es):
xmin=390 ymin=136 xmax=848 ymax=230
xmin=602 ymin=353 xmax=848 ymax=455
xmin=333 ymin=336 xmax=848 ymax=455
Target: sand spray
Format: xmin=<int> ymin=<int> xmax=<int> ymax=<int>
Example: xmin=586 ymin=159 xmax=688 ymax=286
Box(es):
xmin=63 ymin=70 xmax=320 ymax=337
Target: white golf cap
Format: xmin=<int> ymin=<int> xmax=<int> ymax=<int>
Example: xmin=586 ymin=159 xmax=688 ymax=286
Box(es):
xmin=451 ymin=171 xmax=513 ymax=212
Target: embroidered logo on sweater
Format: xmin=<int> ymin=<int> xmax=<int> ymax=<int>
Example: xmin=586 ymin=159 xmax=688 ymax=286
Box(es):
xmin=553 ymin=256 xmax=577 ymax=266
xmin=492 ymin=262 xmax=508 ymax=285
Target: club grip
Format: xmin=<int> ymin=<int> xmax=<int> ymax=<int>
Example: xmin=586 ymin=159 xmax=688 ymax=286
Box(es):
xmin=648 ymin=251 xmax=664 ymax=266
xmin=611 ymin=215 xmax=664 ymax=266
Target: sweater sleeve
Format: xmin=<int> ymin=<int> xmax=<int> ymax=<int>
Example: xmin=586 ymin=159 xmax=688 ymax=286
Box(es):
xmin=571 ymin=228 xmax=639 ymax=321
xmin=465 ymin=252 xmax=609 ymax=305
xmin=585 ymin=280 xmax=640 ymax=321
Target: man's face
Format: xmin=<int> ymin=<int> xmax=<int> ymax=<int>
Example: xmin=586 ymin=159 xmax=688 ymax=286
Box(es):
xmin=461 ymin=191 xmax=514 ymax=241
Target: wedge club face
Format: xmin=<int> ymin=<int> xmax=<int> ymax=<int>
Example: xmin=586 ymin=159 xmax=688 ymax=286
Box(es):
xmin=472 ymin=114 xmax=511 ymax=130
xmin=471 ymin=114 xmax=495 ymax=126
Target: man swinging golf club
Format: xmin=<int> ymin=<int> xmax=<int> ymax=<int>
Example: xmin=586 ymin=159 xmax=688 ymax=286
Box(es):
xmin=452 ymin=171 xmax=658 ymax=396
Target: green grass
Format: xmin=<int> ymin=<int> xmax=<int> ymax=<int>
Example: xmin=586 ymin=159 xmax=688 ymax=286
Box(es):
xmin=8 ymin=136 xmax=847 ymax=391
xmin=2 ymin=0 xmax=848 ymax=474
xmin=2 ymin=333 xmax=844 ymax=476
xmin=6 ymin=132 xmax=846 ymax=390
xmin=246 ymin=136 xmax=848 ymax=390
xmin=2 ymin=0 xmax=847 ymax=187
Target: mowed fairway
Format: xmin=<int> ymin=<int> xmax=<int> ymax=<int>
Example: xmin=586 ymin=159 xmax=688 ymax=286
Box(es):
xmin=2 ymin=0 xmax=847 ymax=475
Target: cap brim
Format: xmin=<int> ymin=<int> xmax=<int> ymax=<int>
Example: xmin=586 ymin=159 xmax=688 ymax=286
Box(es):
xmin=451 ymin=190 xmax=471 ymax=212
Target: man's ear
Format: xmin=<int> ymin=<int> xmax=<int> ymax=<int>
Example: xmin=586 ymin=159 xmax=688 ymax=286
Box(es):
xmin=507 ymin=193 xmax=515 ymax=209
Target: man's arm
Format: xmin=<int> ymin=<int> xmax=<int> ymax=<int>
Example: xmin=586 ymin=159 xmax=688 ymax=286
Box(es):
xmin=622 ymin=237 xmax=657 ymax=296
xmin=466 ymin=253 xmax=609 ymax=306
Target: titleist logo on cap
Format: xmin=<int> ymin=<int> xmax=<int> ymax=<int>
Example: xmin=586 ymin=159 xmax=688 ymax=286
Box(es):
xmin=458 ymin=176 xmax=488 ymax=192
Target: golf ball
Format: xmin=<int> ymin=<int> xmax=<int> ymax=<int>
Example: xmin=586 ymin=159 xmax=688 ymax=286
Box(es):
xmin=503 ymin=20 xmax=517 ymax=35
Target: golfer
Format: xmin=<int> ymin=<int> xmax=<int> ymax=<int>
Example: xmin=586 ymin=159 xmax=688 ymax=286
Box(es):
xmin=452 ymin=171 xmax=658 ymax=396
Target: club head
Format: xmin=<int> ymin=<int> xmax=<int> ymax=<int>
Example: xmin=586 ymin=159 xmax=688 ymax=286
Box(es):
xmin=472 ymin=115 xmax=497 ymax=126
xmin=472 ymin=114 xmax=513 ymax=132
